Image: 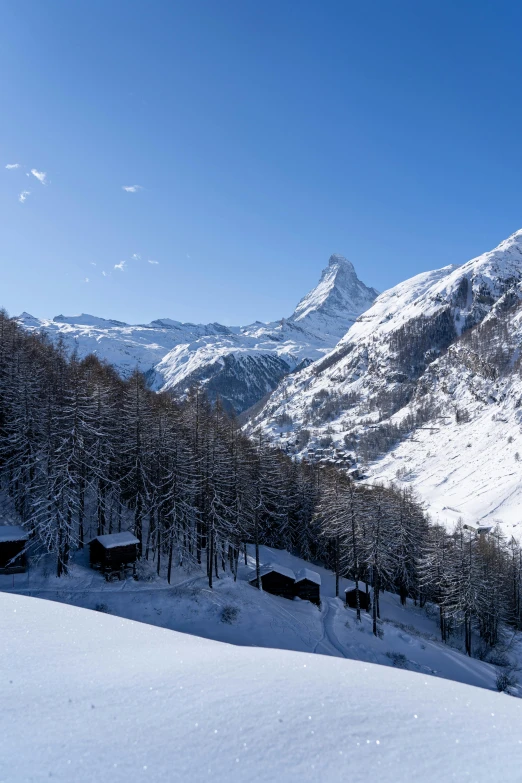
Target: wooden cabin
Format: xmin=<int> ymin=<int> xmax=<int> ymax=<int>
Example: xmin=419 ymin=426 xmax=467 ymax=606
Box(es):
xmin=345 ymin=586 xmax=371 ymax=612
xmin=294 ymin=568 xmax=321 ymax=605
xmin=249 ymin=564 xmax=296 ymax=600
xmin=0 ymin=526 xmax=29 ymax=574
xmin=463 ymin=523 xmax=492 ymax=536
xmin=89 ymin=532 xmax=139 ymax=580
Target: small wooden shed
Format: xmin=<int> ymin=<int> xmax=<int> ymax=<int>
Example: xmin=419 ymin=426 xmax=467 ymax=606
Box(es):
xmin=89 ymin=532 xmax=139 ymax=579
xmin=249 ymin=564 xmax=296 ymax=600
xmin=463 ymin=523 xmax=492 ymax=536
xmin=345 ymin=586 xmax=371 ymax=612
xmin=0 ymin=526 xmax=29 ymax=574
xmin=294 ymin=568 xmax=321 ymax=605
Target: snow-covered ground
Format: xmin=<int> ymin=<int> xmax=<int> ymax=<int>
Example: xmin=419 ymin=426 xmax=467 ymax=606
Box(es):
xmin=2 ymin=589 xmax=522 ymax=783
xmin=370 ymin=400 xmax=522 ymax=534
xmin=1 ymin=544 xmax=516 ymax=695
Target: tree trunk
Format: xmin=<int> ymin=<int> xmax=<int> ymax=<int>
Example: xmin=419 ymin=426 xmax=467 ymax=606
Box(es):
xmin=355 ymin=576 xmax=361 ymax=622
xmin=335 ymin=534 xmax=340 ymax=598
xmin=167 ymin=535 xmax=173 ymax=585
xmin=208 ymin=526 xmax=214 ymax=589
xmin=255 ymin=511 xmax=261 ymax=589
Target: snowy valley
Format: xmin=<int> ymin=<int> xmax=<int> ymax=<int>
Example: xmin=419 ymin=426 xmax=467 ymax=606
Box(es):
xmin=250 ymin=229 xmax=522 ymax=534
xmin=5 ymin=232 xmax=522 ymax=781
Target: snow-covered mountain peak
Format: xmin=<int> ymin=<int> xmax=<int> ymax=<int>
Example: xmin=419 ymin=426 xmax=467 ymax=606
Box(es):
xmin=290 ymin=253 xmax=378 ymax=328
xmin=17 ymin=312 xmax=41 ymax=327
xmin=493 ymin=227 xmax=522 ymax=252
xmin=52 ymin=313 xmax=129 ymax=328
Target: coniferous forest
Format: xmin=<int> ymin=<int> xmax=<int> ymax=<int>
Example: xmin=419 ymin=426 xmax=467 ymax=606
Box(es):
xmin=1 ymin=310 xmax=521 ymax=657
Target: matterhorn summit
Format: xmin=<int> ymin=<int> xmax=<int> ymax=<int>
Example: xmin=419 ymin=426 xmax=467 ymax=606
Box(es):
xmin=290 ymin=254 xmax=378 ymax=336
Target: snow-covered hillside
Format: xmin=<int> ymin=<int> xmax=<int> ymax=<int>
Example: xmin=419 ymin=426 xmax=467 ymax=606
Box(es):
xmin=250 ymin=230 xmax=522 ymax=533
xmin=3 ymin=589 xmax=522 ymax=782
xmin=18 ymin=255 xmax=377 ymax=413
xmin=2 ymin=543 xmax=515 ymax=693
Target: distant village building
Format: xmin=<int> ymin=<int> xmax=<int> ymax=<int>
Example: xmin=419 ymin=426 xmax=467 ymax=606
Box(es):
xmin=0 ymin=526 xmax=29 ymax=574
xmin=463 ymin=523 xmax=492 ymax=536
xmin=249 ymin=564 xmax=296 ymax=600
xmin=345 ymin=586 xmax=371 ymax=612
xmin=89 ymin=532 xmax=140 ymax=580
xmin=294 ymin=568 xmax=321 ymax=605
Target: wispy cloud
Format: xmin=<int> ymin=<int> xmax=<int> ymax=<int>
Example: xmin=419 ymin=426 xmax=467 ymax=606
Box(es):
xmin=31 ymin=169 xmax=47 ymax=185
xmin=19 ymin=190 xmax=30 ymax=204
xmin=90 ymin=262 xmax=97 ymax=267
xmin=102 ymin=271 xmax=108 ymax=277
xmin=131 ymin=253 xmax=141 ymax=260
xmin=84 ymin=277 xmax=90 ymax=284
xmin=148 ymin=259 xmax=159 ymax=265
xmin=122 ymin=185 xmax=142 ymax=193
xmin=6 ymin=163 xmax=20 ymax=169
xmin=114 ymin=260 xmax=126 ymax=272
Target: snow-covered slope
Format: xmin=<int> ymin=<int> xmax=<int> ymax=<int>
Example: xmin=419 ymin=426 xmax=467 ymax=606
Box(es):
xmin=250 ymin=230 xmax=522 ymax=533
xmin=18 ymin=255 xmax=377 ymax=413
xmin=3 ymin=542 xmax=507 ymax=693
xmin=3 ymin=591 xmax=522 ymax=783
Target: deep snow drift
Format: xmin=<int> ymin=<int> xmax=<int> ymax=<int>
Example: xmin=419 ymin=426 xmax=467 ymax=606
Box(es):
xmin=2 ymin=591 xmax=522 ymax=783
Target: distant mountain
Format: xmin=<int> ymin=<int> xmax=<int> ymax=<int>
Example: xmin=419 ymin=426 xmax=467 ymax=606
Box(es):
xmin=249 ymin=229 xmax=522 ymax=533
xmin=18 ymin=254 xmax=377 ymax=413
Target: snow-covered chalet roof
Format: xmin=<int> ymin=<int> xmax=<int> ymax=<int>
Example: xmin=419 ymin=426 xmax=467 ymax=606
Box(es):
xmin=248 ymin=564 xmax=296 ymax=582
xmin=89 ymin=532 xmax=140 ymax=549
xmin=0 ymin=525 xmax=29 ymax=543
xmin=295 ymin=568 xmax=321 ymax=585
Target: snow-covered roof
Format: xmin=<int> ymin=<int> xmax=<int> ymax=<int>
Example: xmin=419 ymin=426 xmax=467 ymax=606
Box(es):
xmin=345 ymin=586 xmax=366 ymax=593
xmin=295 ymin=568 xmax=321 ymax=585
xmin=90 ymin=532 xmax=140 ymax=549
xmin=0 ymin=525 xmax=29 ymax=543
xmin=249 ymin=564 xmax=296 ymax=582
xmin=463 ymin=523 xmax=493 ymax=534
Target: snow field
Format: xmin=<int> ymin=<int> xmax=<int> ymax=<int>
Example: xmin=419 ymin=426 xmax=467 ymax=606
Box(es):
xmin=2 ymin=591 xmax=522 ymax=783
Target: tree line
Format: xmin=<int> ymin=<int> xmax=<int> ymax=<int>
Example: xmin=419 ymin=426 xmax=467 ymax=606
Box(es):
xmin=0 ymin=310 xmax=520 ymax=658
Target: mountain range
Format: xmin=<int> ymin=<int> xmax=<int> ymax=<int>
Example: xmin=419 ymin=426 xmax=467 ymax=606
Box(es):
xmin=18 ymin=254 xmax=377 ymax=413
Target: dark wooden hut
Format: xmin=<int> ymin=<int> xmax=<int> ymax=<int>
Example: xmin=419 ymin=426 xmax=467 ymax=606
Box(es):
xmin=0 ymin=526 xmax=29 ymax=574
xmin=89 ymin=532 xmax=139 ymax=580
xmin=249 ymin=564 xmax=296 ymax=600
xmin=294 ymin=568 xmax=321 ymax=605
xmin=345 ymin=586 xmax=371 ymax=612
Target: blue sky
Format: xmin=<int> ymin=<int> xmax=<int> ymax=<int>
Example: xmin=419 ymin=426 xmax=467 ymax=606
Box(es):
xmin=2 ymin=0 xmax=522 ymax=325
